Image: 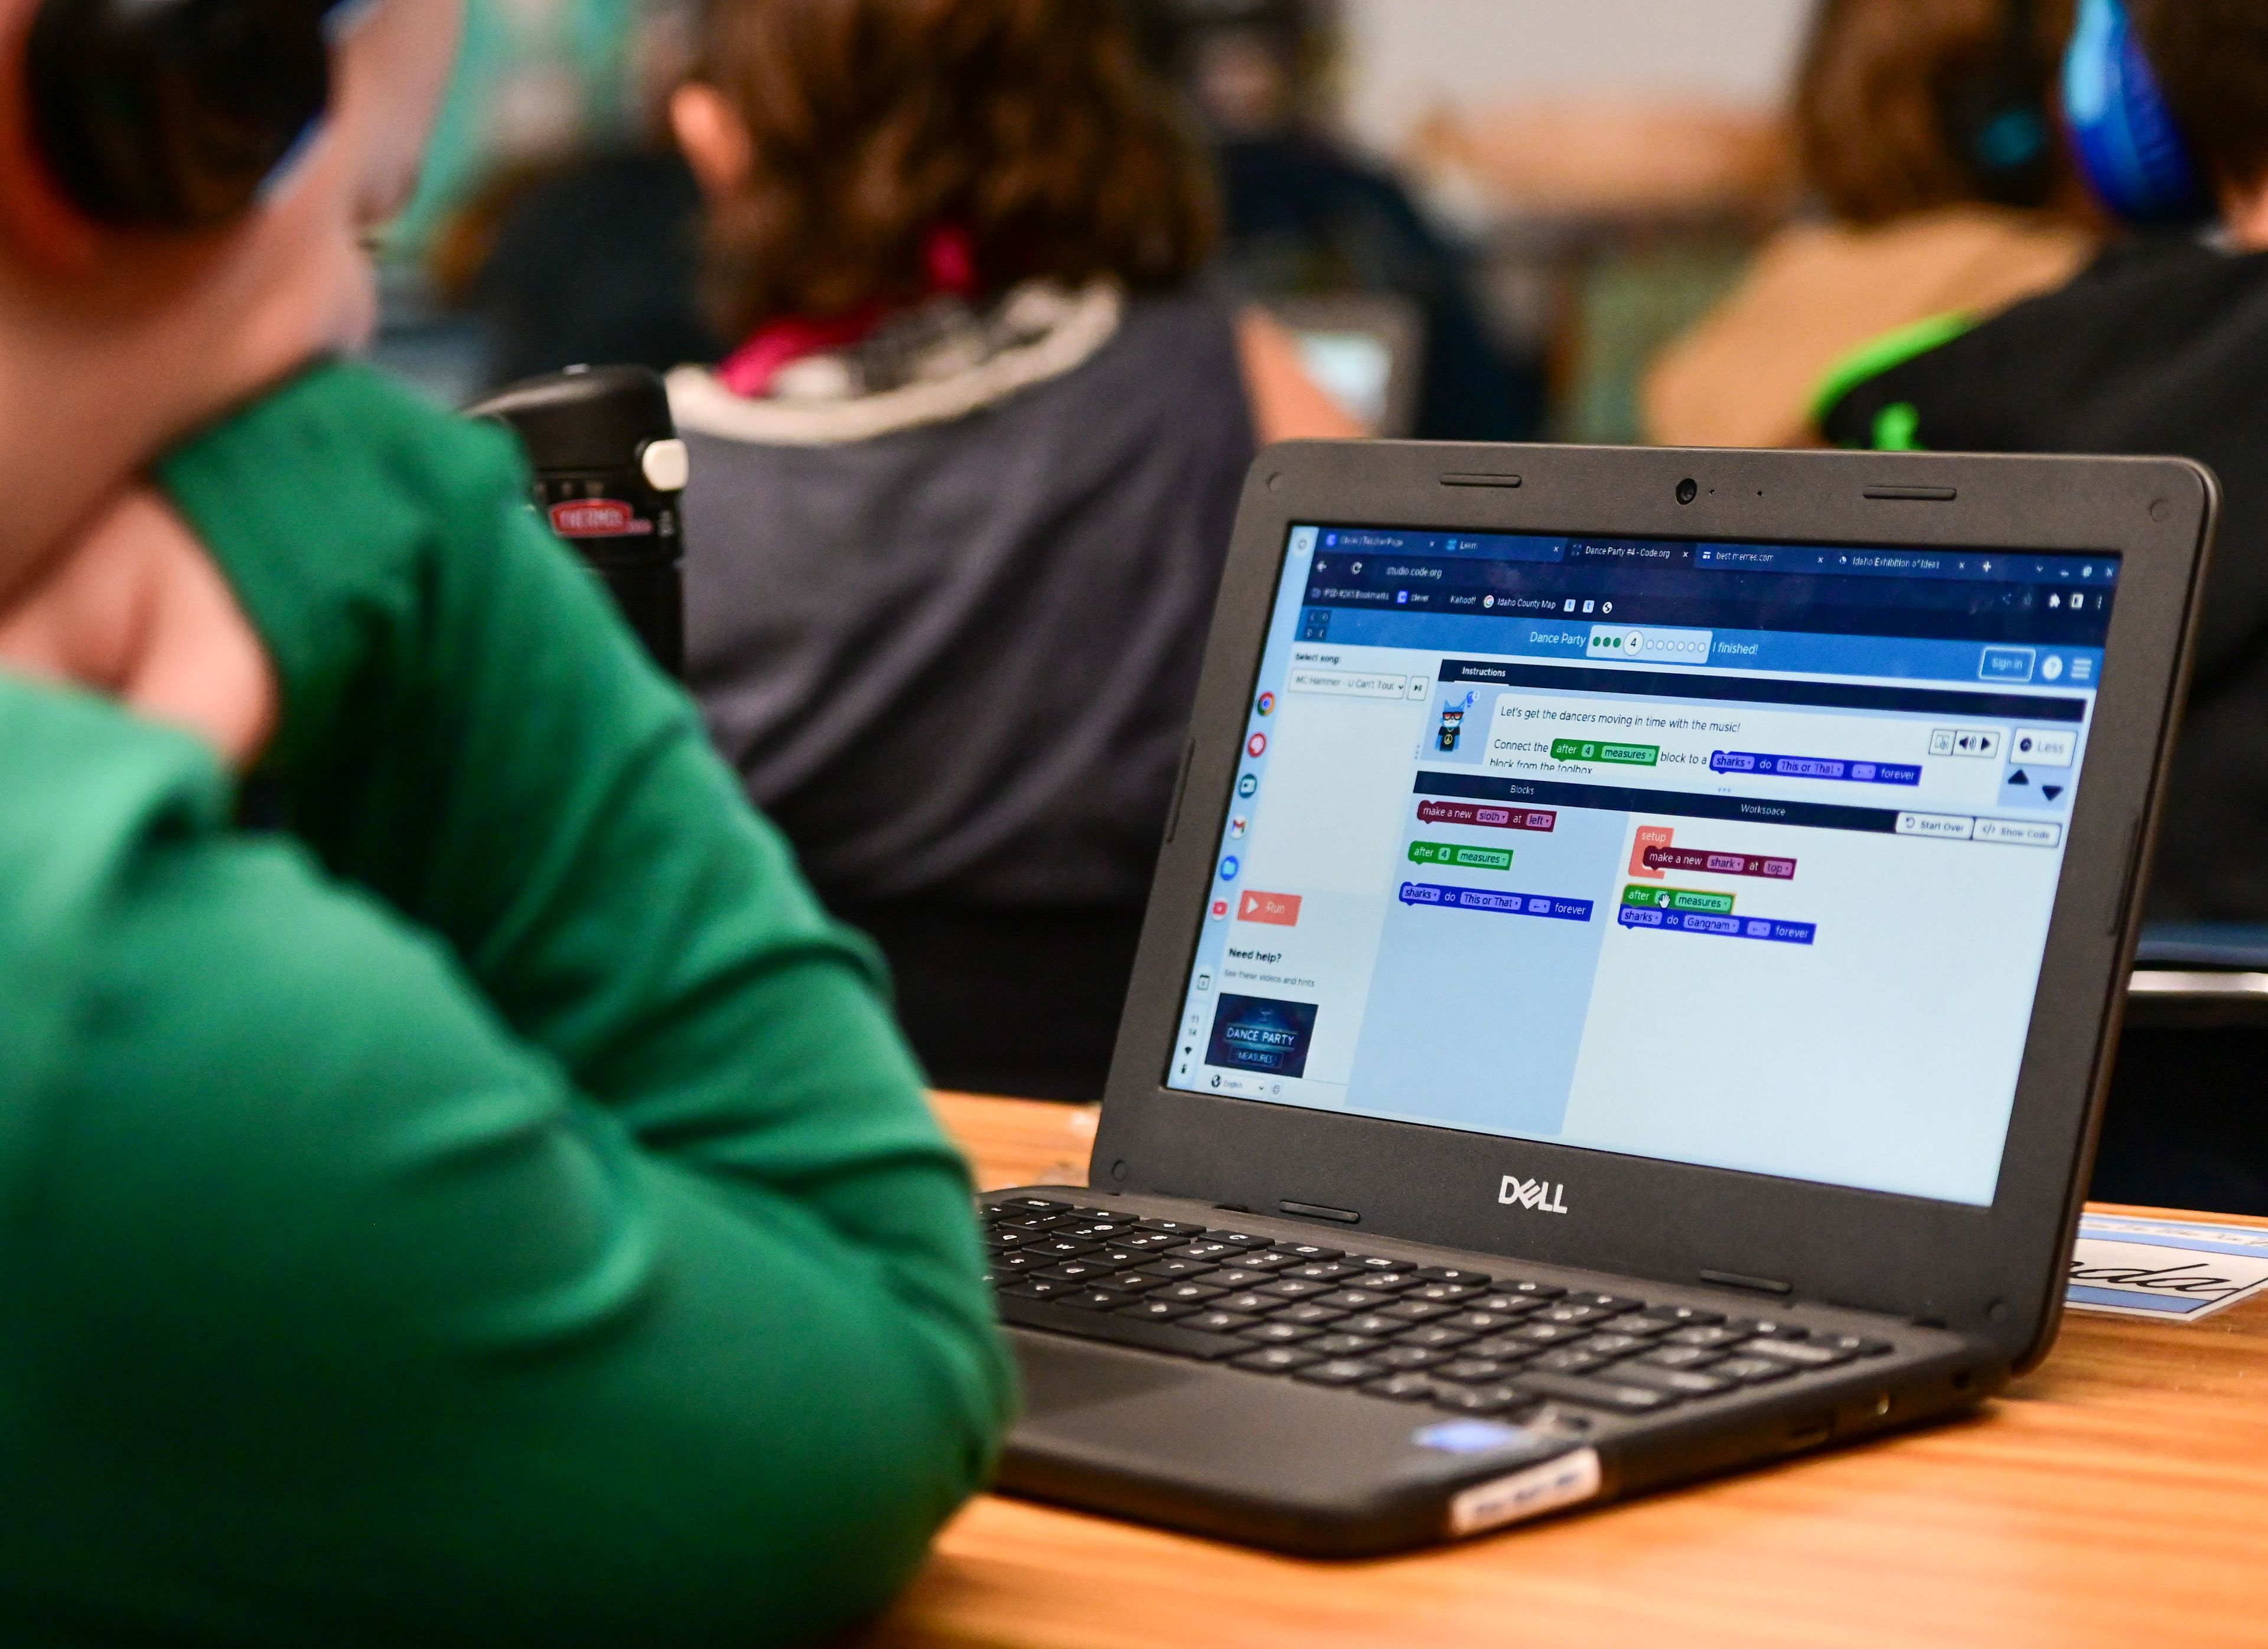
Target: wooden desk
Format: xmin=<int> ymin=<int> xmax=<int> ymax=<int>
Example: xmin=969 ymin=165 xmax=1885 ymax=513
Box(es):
xmin=871 ymin=1094 xmax=2268 ymax=1648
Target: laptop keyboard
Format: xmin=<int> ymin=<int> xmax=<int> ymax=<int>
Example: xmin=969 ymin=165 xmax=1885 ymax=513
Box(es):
xmin=983 ymin=1197 xmax=1891 ymax=1420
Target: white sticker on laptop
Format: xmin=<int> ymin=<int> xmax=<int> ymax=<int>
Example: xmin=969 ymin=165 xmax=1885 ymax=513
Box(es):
xmin=2066 ymin=1213 xmax=2268 ymax=1322
xmin=1447 ymin=1448 xmax=1602 ymax=1536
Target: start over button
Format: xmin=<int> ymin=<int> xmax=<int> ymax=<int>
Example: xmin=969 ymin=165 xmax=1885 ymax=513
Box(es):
xmin=1896 ymin=812 xmax=1976 ymax=840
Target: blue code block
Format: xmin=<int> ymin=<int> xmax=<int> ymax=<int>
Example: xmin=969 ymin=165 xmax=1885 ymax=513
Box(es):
xmin=1710 ymin=751 xmax=1921 ymax=786
xmin=1400 ymin=883 xmax=1595 ymax=922
xmin=1619 ymin=907 xmax=1816 ymax=944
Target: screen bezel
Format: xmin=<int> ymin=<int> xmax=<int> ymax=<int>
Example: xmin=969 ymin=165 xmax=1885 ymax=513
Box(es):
xmin=1095 ymin=441 xmax=2214 ymax=1372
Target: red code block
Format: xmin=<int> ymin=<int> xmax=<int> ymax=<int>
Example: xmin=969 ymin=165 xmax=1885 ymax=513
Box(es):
xmin=1418 ymin=800 xmax=1557 ymax=833
xmin=1629 ymin=824 xmax=1675 ymax=880
xmin=1644 ymin=846 xmax=1797 ymax=879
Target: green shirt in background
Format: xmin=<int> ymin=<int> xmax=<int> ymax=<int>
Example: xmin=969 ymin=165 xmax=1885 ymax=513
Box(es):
xmin=0 ymin=363 xmax=1012 ymax=1647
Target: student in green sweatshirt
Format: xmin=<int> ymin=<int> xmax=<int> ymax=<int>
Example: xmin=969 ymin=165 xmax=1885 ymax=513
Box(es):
xmin=0 ymin=0 xmax=1012 ymax=1642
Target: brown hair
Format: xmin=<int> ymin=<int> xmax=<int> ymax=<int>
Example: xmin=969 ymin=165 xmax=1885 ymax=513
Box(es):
xmin=2132 ymin=0 xmax=2268 ymax=194
xmin=687 ymin=0 xmax=1217 ymax=338
xmin=1795 ymin=0 xmax=2077 ymax=224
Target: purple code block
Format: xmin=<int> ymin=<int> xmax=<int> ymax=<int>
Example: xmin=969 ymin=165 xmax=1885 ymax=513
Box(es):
xmin=1401 ymin=882 xmax=1594 ymax=922
xmin=1710 ymin=751 xmax=1920 ymax=786
xmin=1618 ymin=907 xmax=1816 ymax=944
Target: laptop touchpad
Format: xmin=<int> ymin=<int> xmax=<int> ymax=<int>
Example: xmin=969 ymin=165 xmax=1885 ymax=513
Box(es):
xmin=1014 ymin=1334 xmax=1202 ymax=1419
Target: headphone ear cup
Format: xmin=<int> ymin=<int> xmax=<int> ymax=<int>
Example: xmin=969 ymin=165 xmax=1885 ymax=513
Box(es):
xmin=1939 ymin=0 xmax=2055 ymax=210
xmin=1943 ymin=80 xmax=2055 ymax=208
xmin=25 ymin=0 xmax=333 ymax=230
xmin=2061 ymin=0 xmax=2209 ymax=222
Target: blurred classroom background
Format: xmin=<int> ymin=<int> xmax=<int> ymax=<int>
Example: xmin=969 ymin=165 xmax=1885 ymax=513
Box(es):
xmin=370 ymin=0 xmax=1814 ymax=445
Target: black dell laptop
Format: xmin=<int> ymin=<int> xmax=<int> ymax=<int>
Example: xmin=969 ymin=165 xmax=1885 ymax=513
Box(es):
xmin=982 ymin=442 xmax=2214 ymax=1555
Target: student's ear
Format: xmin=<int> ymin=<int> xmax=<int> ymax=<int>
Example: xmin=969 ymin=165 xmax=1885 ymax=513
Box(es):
xmin=670 ymin=81 xmax=752 ymax=200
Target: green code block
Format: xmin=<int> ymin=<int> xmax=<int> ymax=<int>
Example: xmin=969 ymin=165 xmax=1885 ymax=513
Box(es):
xmin=1551 ymin=738 xmax=1659 ymax=766
xmin=1410 ymin=841 xmax=1516 ymax=871
xmin=1621 ymin=885 xmax=1736 ymax=914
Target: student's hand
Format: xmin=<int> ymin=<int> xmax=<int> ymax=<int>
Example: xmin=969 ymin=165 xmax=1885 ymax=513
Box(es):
xmin=0 ymin=487 xmax=276 ymax=768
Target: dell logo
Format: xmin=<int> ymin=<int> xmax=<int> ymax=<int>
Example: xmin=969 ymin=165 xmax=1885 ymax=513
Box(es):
xmin=1498 ymin=1175 xmax=1568 ymax=1215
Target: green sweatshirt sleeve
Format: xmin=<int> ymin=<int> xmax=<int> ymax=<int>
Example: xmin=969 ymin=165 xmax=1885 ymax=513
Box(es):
xmin=9 ymin=363 xmax=1013 ymax=1645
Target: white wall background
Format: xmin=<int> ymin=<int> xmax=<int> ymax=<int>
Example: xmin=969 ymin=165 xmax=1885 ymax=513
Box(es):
xmin=1339 ymin=0 xmax=1816 ymax=158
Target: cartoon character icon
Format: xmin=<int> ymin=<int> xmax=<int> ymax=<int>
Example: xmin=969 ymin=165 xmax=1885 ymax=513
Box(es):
xmin=1436 ymin=690 xmax=1477 ymax=754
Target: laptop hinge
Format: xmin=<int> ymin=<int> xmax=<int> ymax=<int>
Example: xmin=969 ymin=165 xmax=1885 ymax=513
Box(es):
xmin=1278 ymin=1200 xmax=1361 ymax=1224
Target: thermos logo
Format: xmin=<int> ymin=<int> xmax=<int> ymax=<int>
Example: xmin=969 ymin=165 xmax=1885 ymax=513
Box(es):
xmin=548 ymin=498 xmax=652 ymax=539
xmin=1498 ymin=1174 xmax=1568 ymax=1215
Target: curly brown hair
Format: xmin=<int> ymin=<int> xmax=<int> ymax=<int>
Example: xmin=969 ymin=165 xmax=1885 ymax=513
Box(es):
xmin=1795 ymin=0 xmax=2078 ymax=225
xmin=686 ymin=0 xmax=1218 ymax=339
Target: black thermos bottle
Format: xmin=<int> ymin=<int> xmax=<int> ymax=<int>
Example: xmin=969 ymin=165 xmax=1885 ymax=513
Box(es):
xmin=465 ymin=364 xmax=689 ymax=676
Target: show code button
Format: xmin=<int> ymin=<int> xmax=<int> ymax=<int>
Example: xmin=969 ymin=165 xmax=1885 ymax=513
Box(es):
xmin=1975 ymin=818 xmax=2063 ymax=848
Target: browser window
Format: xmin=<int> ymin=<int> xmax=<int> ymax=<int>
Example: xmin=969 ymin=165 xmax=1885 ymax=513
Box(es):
xmin=1168 ymin=524 xmax=2120 ymax=1206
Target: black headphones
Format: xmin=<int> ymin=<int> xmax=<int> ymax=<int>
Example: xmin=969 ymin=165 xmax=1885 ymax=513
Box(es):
xmin=1940 ymin=0 xmax=2058 ymax=209
xmin=24 ymin=0 xmax=342 ymax=229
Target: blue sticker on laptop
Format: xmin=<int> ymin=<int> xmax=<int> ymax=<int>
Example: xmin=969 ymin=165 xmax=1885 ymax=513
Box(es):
xmin=1412 ymin=1420 xmax=1534 ymax=1455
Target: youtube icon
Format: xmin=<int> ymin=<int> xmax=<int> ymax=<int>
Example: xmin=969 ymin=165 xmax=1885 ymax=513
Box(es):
xmin=1237 ymin=891 xmax=1302 ymax=927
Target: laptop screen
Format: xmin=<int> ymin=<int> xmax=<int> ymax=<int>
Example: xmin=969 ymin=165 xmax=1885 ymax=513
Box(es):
xmin=1166 ymin=524 xmax=2121 ymax=1207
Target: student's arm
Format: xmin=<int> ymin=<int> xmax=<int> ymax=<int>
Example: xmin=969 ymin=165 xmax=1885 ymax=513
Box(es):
xmin=1237 ymin=305 xmax=1367 ymax=442
xmin=12 ymin=738 xmax=996 ymax=1647
xmin=103 ymin=363 xmax=1015 ymax=1643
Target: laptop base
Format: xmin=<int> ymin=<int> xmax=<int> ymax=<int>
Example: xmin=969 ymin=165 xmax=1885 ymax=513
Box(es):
xmin=985 ymin=1187 xmax=2003 ymax=1556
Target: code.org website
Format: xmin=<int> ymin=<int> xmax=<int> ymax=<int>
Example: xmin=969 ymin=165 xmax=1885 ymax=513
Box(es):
xmin=1168 ymin=524 xmax=2119 ymax=1207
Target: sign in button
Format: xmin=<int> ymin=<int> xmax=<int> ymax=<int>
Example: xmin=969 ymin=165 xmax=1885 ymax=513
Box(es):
xmin=1979 ymin=647 xmax=2036 ymax=683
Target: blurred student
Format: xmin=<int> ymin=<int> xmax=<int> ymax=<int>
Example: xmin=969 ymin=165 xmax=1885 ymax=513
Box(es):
xmin=1645 ymin=0 xmax=2097 ymax=449
xmin=667 ymin=0 xmax=1359 ymax=1101
xmin=0 ymin=0 xmax=1009 ymax=1636
xmin=1821 ymin=0 xmax=2268 ymax=923
xmin=1136 ymin=0 xmax=1542 ymax=441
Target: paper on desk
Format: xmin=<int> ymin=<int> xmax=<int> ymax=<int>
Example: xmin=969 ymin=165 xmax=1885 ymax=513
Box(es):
xmin=2067 ymin=1212 xmax=2268 ymax=1321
